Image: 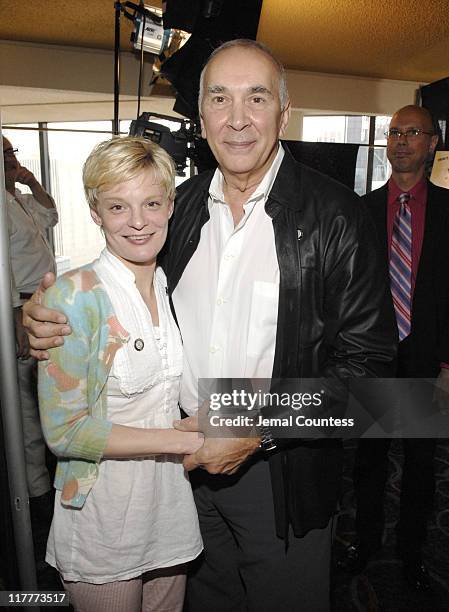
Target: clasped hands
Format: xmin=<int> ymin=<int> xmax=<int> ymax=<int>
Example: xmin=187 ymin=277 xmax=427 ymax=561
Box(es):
xmin=174 ymin=415 xmax=260 ymax=475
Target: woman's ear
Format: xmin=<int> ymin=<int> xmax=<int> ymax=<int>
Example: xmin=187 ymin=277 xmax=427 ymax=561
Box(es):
xmin=90 ymin=207 xmax=102 ymax=227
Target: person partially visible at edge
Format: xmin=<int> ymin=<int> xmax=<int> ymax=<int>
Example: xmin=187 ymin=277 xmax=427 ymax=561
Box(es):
xmin=340 ymin=106 xmax=449 ymax=592
xmin=3 ymin=135 xmax=57 ymax=523
xmin=37 ymin=137 xmax=203 ymax=612
xmin=25 ymin=41 xmax=396 ymax=611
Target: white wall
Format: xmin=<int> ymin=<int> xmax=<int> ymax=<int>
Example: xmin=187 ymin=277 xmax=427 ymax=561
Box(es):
xmin=0 ymin=40 xmax=424 ymax=126
xmin=0 ymin=40 xmax=179 ymax=123
xmin=286 ymin=70 xmax=421 ymax=116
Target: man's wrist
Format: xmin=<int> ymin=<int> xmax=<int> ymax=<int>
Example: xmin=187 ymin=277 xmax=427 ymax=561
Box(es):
xmin=256 ymin=423 xmax=277 ymax=453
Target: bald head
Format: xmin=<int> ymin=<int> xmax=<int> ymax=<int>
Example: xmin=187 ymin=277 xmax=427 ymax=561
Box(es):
xmin=391 ymin=105 xmax=435 ymax=133
xmin=387 ymin=105 xmax=438 ymax=190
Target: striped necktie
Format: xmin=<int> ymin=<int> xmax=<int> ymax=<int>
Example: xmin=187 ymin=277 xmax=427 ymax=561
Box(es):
xmin=389 ymin=192 xmax=412 ymax=341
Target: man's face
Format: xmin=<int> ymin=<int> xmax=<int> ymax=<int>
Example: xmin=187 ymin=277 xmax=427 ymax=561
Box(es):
xmin=200 ymin=46 xmax=290 ymax=183
xmin=387 ymin=108 xmax=438 ymax=177
xmin=2 ymin=137 xmax=19 ymax=187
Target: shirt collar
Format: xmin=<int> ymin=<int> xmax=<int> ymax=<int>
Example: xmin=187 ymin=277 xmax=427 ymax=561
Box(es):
xmin=388 ymin=176 xmax=427 ymax=206
xmin=100 ymin=248 xmax=137 ymax=286
xmin=209 ymin=143 xmax=285 ymax=207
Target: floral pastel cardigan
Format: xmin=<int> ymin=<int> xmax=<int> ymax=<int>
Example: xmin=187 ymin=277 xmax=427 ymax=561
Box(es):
xmin=38 ymin=264 xmax=129 ymax=508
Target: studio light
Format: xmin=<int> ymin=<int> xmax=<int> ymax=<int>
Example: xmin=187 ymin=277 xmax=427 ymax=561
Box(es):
xmin=124 ymin=2 xmax=190 ymax=59
xmin=131 ymin=5 xmax=165 ymax=55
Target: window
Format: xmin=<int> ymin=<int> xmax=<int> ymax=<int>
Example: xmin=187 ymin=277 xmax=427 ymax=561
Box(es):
xmin=372 ymin=116 xmax=391 ymax=191
xmin=302 ymin=115 xmax=391 ymax=195
xmin=302 ymin=115 xmax=369 ymax=144
xmin=46 ymin=122 xmax=111 ymax=271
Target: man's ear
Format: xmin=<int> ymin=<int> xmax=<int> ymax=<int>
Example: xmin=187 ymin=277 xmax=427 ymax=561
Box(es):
xmin=90 ymin=207 xmax=102 ymax=227
xmin=429 ymin=133 xmax=439 ymax=155
xmin=279 ymin=100 xmax=291 ymax=138
xmin=200 ymin=113 xmax=207 ymax=139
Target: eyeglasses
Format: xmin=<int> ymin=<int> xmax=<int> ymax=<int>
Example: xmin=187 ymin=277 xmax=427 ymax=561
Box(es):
xmin=3 ymin=147 xmax=18 ymax=157
xmin=384 ymin=128 xmax=434 ymax=140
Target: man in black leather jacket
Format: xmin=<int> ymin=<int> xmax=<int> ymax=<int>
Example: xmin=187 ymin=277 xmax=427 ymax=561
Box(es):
xmin=24 ymin=40 xmax=396 ymax=612
xmin=167 ymin=40 xmax=396 ymax=611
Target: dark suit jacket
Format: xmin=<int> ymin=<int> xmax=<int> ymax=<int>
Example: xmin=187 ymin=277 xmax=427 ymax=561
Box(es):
xmin=362 ymin=180 xmax=449 ymax=377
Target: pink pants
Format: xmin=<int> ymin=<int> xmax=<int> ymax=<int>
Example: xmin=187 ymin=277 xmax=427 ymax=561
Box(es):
xmin=63 ymin=566 xmax=186 ymax=612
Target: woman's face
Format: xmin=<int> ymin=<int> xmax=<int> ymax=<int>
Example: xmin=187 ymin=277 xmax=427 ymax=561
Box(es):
xmin=90 ymin=169 xmax=173 ymax=271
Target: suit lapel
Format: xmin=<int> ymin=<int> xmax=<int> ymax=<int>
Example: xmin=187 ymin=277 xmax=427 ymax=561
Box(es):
xmin=416 ymin=196 xmax=436 ymax=284
xmin=412 ymin=182 xmax=444 ymax=313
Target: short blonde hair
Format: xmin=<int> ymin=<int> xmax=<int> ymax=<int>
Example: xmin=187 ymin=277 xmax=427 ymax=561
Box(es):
xmin=83 ymin=136 xmax=176 ymax=210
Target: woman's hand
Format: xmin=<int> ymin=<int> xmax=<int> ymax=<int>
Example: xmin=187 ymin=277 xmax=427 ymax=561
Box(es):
xmin=174 ymin=430 xmax=205 ymax=455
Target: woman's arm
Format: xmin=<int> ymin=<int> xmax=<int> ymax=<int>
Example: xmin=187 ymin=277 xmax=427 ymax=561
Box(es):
xmin=104 ymin=425 xmax=203 ymax=458
xmin=38 ymin=272 xmax=203 ymax=462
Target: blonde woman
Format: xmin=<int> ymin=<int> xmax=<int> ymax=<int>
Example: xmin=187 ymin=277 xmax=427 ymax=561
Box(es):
xmin=38 ymin=137 xmax=203 ymax=612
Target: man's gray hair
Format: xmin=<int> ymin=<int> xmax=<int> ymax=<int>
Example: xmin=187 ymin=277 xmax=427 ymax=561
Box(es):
xmin=198 ymin=39 xmax=289 ymax=113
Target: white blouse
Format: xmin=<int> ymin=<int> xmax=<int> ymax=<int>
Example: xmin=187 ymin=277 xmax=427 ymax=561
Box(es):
xmin=46 ymin=250 xmax=202 ymax=583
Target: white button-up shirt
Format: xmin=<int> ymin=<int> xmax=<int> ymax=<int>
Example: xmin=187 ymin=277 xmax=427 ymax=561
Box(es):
xmin=172 ymin=145 xmax=285 ymax=414
xmin=7 ymin=189 xmax=57 ymax=305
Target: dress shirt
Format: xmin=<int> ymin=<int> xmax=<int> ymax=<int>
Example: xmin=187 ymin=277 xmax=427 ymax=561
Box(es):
xmin=387 ymin=177 xmax=427 ymax=296
xmin=172 ymin=145 xmax=285 ymax=414
xmin=7 ymin=188 xmax=57 ymax=304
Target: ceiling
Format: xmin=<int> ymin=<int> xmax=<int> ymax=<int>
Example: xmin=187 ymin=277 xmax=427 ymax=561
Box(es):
xmin=1 ymin=0 xmax=448 ymax=84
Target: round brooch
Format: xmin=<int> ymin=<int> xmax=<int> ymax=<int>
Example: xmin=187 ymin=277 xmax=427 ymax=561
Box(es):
xmin=134 ymin=338 xmax=144 ymax=351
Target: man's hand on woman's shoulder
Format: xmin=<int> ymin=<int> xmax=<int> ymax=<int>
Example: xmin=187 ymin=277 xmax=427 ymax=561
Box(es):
xmin=22 ymin=272 xmax=72 ymax=360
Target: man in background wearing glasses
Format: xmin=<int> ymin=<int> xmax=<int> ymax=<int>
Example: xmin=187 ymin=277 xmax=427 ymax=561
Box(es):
xmin=341 ymin=106 xmax=449 ymax=591
xmin=2 ymin=136 xmax=58 ymax=525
